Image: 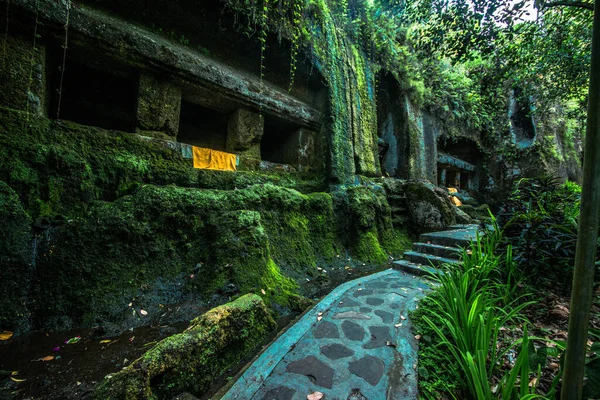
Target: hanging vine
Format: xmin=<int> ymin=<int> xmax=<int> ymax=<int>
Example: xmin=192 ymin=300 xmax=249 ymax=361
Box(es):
xmin=25 ymin=0 xmax=40 ymax=126
xmin=56 ymin=0 xmax=71 ymax=120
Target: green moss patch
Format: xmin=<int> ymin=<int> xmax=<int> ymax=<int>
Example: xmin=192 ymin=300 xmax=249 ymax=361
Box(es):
xmin=93 ymin=294 xmax=277 ymax=400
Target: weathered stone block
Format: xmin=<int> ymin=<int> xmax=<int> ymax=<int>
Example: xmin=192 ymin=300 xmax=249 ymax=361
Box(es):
xmin=0 ymin=35 xmax=46 ymax=115
xmin=227 ymin=108 xmax=264 ymax=158
xmin=136 ymin=73 xmax=181 ymax=137
xmin=403 ymin=180 xmax=456 ymax=233
xmin=93 ymin=294 xmax=277 ymax=399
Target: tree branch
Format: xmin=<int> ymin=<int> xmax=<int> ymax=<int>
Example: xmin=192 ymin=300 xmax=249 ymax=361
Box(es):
xmin=542 ymin=1 xmax=594 ymax=11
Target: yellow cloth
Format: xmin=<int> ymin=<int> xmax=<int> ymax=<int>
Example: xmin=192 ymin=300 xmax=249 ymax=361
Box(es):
xmin=450 ymin=196 xmax=463 ymax=207
xmin=192 ymin=146 xmax=237 ymax=171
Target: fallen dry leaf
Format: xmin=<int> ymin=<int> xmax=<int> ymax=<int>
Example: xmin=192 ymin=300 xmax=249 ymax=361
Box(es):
xmin=0 ymin=331 xmax=14 ymax=341
xmin=529 ymin=377 xmax=538 ymax=387
xmin=10 ymin=377 xmax=26 ymax=383
xmin=99 ymin=340 xmax=111 ymax=344
xmin=307 ymin=391 xmax=324 ymax=400
xmin=36 ymin=355 xmax=54 ymax=362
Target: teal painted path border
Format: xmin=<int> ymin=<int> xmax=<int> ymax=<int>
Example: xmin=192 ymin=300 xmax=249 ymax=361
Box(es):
xmin=222 ymin=269 xmax=399 ymax=399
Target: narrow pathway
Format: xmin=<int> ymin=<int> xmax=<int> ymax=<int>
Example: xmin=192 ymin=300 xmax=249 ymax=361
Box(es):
xmin=219 ymin=225 xmax=480 ymax=400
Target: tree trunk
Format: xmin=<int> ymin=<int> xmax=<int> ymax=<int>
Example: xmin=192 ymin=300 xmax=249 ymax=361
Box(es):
xmin=561 ymin=1 xmax=600 ymax=398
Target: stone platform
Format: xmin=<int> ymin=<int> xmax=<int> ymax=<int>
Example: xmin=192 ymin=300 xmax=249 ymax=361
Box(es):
xmin=219 ymin=269 xmax=432 ymax=400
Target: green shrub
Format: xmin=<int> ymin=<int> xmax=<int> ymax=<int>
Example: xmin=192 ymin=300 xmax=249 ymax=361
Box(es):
xmin=497 ymin=176 xmax=585 ymax=286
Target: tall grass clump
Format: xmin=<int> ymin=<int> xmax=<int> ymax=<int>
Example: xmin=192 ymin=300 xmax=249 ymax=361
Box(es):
xmin=412 ymin=216 xmax=558 ymax=399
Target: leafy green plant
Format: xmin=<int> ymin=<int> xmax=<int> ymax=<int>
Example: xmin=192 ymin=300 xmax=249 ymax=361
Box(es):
xmin=422 ymin=261 xmax=532 ymax=399
xmin=412 ymin=215 xmax=567 ymax=399
xmin=497 ymin=176 xmax=584 ymax=286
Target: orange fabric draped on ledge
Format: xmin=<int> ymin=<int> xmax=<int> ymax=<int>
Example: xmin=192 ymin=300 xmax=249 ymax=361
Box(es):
xmin=192 ymin=146 xmax=237 ymax=171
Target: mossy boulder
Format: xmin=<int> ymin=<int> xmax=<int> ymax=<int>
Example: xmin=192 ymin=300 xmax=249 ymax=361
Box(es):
xmin=0 ymin=182 xmax=32 ymax=333
xmin=93 ymin=294 xmax=276 ymax=400
xmin=334 ymin=185 xmax=411 ymax=264
xmin=403 ymin=180 xmax=456 ymax=234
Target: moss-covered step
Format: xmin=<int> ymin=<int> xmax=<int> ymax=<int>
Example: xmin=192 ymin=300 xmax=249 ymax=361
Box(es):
xmin=93 ymin=294 xmax=277 ymax=400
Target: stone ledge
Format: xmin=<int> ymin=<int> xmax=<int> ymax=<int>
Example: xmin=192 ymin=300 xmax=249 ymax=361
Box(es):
xmin=11 ymin=0 xmax=322 ymax=129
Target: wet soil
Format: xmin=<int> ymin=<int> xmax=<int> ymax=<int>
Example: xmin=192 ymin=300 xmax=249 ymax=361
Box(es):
xmin=0 ymin=260 xmax=392 ymax=400
xmin=0 ymin=322 xmax=189 ymax=399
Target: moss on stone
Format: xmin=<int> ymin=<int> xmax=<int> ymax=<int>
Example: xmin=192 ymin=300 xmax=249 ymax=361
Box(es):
xmin=0 ymin=106 xmax=324 ymax=219
xmin=0 ymin=182 xmax=32 ymax=333
xmin=25 ymin=183 xmax=340 ymax=331
xmin=333 ymin=184 xmax=405 ymax=264
xmin=354 ymin=231 xmax=387 ymax=264
xmin=0 ymin=35 xmax=46 ymax=115
xmin=93 ymin=294 xmax=276 ymax=400
xmin=403 ymin=180 xmax=456 ymax=233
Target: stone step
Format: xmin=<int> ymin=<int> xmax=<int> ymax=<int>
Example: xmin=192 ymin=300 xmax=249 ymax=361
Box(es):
xmin=392 ymin=260 xmax=442 ymax=277
xmin=412 ymin=242 xmax=462 ymax=259
xmin=403 ymin=251 xmax=462 ymax=267
xmin=419 ymin=226 xmax=479 ymax=248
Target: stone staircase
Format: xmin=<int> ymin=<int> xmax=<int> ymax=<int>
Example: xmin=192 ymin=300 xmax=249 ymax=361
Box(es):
xmin=393 ymin=224 xmax=480 ymax=276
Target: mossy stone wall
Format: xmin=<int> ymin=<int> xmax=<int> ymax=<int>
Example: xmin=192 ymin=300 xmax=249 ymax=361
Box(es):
xmin=0 ymin=182 xmax=32 ymax=334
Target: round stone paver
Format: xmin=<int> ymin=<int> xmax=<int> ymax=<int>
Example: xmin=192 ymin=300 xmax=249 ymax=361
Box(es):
xmin=285 ymin=356 xmax=335 ymax=389
xmin=314 ymin=321 xmax=340 ymax=338
xmin=338 ymin=298 xmax=361 ymax=307
xmin=363 ymin=326 xmax=393 ymax=349
xmin=366 ymin=297 xmax=385 ymax=306
xmin=320 ymin=343 xmax=355 ymax=360
xmin=341 ymin=320 xmax=365 ymax=341
xmin=374 ymin=310 xmax=394 ymax=324
xmin=349 ymin=355 xmax=385 ymax=386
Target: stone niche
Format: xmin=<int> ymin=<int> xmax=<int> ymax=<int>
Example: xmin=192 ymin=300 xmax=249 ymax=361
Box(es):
xmin=178 ymin=100 xmax=230 ymax=151
xmin=436 ymin=137 xmax=482 ymax=191
xmin=47 ymin=43 xmax=139 ymax=132
xmin=261 ymin=116 xmax=319 ymax=170
xmin=376 ymin=73 xmax=410 ymax=178
xmin=509 ymin=88 xmax=537 ymax=148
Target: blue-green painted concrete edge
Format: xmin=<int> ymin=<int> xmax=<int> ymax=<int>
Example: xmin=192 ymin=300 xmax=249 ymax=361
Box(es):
xmin=222 ymin=268 xmax=399 ymax=400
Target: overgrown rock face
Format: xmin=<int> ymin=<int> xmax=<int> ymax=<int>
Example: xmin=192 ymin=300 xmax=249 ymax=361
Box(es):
xmin=0 ymin=106 xmax=408 ymax=334
xmin=403 ymin=181 xmax=456 ymax=234
xmin=93 ymin=294 xmax=277 ymax=400
xmin=0 ymin=182 xmax=32 ymax=334
xmin=29 ymin=183 xmax=333 ymax=332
